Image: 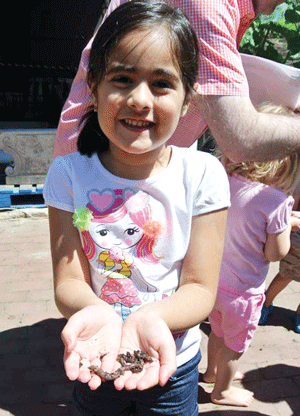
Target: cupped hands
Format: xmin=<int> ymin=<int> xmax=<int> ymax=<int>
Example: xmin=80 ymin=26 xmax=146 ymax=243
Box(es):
xmin=61 ymin=305 xmax=177 ymax=392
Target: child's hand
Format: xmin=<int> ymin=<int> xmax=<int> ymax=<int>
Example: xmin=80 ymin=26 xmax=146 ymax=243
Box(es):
xmin=113 ymin=311 xmax=177 ymax=392
xmin=291 ymin=211 xmax=300 ymax=231
xmin=61 ymin=304 xmax=123 ymax=390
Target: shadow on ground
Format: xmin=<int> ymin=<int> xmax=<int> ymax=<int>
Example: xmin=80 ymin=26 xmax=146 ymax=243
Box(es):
xmin=241 ymin=364 xmax=300 ymax=416
xmin=198 ymin=314 xmax=300 ymax=416
xmin=0 ymin=318 xmax=81 ymax=415
xmin=1 ymin=318 xmax=299 ymax=416
xmin=260 ymin=305 xmax=297 ymax=332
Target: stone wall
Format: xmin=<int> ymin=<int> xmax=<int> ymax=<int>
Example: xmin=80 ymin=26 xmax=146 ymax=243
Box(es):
xmin=0 ymin=130 xmax=55 ymax=185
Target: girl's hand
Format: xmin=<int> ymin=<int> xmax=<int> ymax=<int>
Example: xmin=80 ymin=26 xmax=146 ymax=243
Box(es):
xmin=114 ymin=311 xmax=177 ymax=392
xmin=61 ymin=304 xmax=123 ymax=390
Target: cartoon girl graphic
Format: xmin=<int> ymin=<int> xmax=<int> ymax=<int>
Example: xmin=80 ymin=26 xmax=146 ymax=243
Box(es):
xmin=73 ymin=188 xmax=162 ymax=320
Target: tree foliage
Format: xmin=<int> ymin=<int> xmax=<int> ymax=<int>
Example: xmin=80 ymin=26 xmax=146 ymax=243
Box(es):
xmin=239 ymin=0 xmax=300 ymax=67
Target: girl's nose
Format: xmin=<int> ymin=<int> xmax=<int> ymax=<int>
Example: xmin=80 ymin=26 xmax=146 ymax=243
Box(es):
xmin=127 ymin=83 xmax=152 ymax=112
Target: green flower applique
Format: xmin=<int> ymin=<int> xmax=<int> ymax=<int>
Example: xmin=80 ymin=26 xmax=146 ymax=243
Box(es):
xmin=73 ymin=207 xmax=93 ymax=232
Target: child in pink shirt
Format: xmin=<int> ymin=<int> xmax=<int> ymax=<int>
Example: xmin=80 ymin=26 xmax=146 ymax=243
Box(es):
xmin=203 ymin=104 xmax=300 ymax=407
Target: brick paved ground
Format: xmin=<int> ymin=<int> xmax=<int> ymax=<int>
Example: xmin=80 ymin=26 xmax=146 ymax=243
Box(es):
xmin=0 ymin=208 xmax=299 ymax=416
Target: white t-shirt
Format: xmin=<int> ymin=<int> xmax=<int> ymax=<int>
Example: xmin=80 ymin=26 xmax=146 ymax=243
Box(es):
xmin=44 ymin=146 xmax=230 ymax=366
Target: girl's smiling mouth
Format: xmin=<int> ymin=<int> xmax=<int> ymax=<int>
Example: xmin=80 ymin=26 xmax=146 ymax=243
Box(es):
xmin=121 ymin=118 xmax=154 ymax=130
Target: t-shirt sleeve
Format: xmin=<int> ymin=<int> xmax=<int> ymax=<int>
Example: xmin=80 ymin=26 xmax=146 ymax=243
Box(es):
xmin=43 ymin=157 xmax=74 ymax=212
xmin=192 ymin=153 xmax=231 ymax=216
xmin=266 ymin=194 xmax=294 ymax=234
xmin=176 ymin=0 xmax=249 ymax=96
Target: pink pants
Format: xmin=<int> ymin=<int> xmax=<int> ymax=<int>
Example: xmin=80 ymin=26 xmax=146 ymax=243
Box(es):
xmin=209 ymin=285 xmax=265 ymax=353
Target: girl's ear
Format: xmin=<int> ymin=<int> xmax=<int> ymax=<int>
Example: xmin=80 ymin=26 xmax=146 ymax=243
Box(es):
xmin=92 ymin=95 xmax=98 ymax=112
xmin=180 ymin=83 xmax=198 ymax=118
xmin=180 ymin=102 xmax=189 ymax=118
xmin=88 ymin=79 xmax=98 ymax=96
xmin=89 ymin=82 xmax=98 ymax=112
xmin=180 ymin=94 xmax=192 ymax=118
xmin=87 ymin=73 xmax=94 ymax=91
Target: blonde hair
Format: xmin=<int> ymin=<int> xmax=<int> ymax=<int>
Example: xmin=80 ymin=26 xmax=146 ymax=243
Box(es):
xmin=220 ymin=104 xmax=300 ymax=195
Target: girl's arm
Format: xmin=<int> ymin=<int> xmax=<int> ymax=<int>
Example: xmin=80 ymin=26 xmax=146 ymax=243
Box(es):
xmin=135 ymin=207 xmax=228 ymax=332
xmin=49 ymin=206 xmax=105 ymax=317
xmin=48 ymin=206 xmax=123 ymax=390
xmin=116 ymin=208 xmax=228 ymax=391
xmin=264 ymin=226 xmax=292 ymax=263
xmin=264 ymin=194 xmax=300 ymax=263
xmin=264 ymin=212 xmax=300 ymax=262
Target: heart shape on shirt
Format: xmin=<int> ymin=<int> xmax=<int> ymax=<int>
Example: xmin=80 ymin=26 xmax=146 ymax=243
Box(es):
xmin=88 ymin=189 xmax=115 ymax=212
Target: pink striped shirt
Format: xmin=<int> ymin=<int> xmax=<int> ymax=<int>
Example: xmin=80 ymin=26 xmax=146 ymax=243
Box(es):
xmin=54 ymin=0 xmax=255 ymax=157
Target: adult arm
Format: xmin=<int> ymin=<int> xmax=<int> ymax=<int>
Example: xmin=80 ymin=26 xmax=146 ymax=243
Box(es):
xmin=197 ymin=95 xmax=300 ymax=162
xmin=186 ymin=0 xmax=300 ymax=162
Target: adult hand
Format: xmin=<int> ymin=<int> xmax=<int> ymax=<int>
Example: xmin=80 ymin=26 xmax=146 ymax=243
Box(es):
xmin=114 ymin=310 xmax=177 ymax=392
xmin=61 ymin=304 xmax=123 ymax=390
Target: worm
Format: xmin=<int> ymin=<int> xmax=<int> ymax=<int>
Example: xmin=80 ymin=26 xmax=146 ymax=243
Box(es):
xmin=87 ymin=350 xmax=153 ymax=381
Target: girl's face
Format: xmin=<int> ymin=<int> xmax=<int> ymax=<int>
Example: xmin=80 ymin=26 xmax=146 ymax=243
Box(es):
xmin=92 ymin=27 xmax=189 ymax=156
xmin=89 ymin=213 xmax=143 ymax=250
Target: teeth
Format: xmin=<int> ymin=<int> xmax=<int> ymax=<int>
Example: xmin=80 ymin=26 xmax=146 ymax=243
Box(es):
xmin=124 ymin=119 xmax=150 ymax=127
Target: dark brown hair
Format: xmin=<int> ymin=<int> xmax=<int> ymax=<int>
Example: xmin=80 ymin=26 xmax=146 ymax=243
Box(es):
xmin=77 ymin=0 xmax=199 ymax=156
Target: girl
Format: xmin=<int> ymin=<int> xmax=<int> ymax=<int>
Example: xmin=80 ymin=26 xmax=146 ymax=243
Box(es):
xmin=43 ymin=2 xmax=230 ymax=415
xmin=203 ymin=104 xmax=300 ymax=408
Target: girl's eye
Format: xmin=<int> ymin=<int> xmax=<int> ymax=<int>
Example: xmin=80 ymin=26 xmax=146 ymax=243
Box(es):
xmin=98 ymin=229 xmax=108 ymax=236
xmin=152 ymin=80 xmax=173 ymax=90
xmin=111 ymin=76 xmax=132 ymax=85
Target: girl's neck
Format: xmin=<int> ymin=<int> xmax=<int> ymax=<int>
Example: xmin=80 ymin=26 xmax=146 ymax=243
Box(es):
xmin=98 ymin=145 xmax=172 ymax=180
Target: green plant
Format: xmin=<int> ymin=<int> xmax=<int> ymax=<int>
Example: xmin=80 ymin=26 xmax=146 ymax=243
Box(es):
xmin=240 ymin=0 xmax=300 ymax=67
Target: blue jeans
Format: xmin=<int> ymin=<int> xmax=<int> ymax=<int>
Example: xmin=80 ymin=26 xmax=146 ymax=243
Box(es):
xmin=73 ymin=350 xmax=201 ymax=416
